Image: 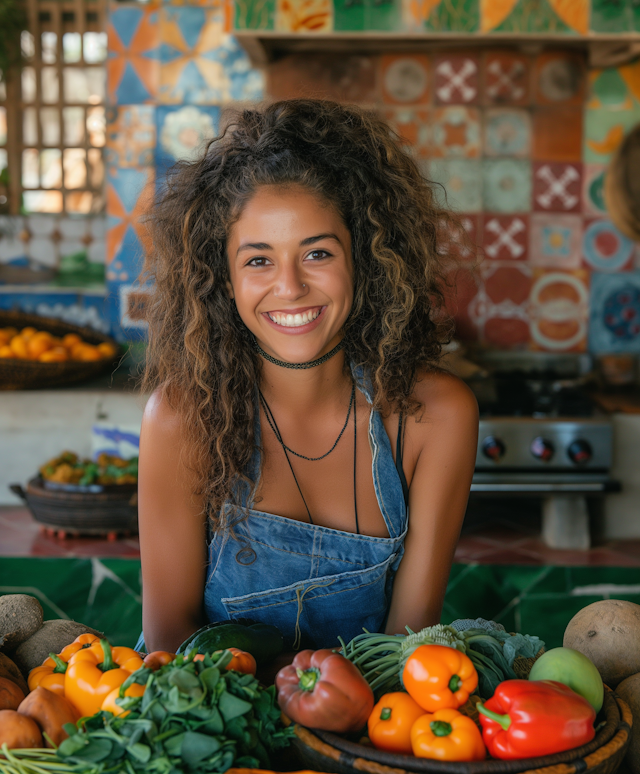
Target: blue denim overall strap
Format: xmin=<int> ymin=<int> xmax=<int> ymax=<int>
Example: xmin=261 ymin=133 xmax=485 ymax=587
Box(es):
xmin=201 ymin=364 xmax=409 ymax=651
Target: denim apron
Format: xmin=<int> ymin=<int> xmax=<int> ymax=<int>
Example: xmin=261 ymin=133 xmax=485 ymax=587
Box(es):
xmin=136 ymin=366 xmax=408 ymax=652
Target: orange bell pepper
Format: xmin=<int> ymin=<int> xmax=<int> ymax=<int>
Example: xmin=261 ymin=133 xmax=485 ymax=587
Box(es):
xmin=101 ymin=682 xmax=146 ymax=717
xmin=368 ymin=692 xmax=426 ymax=754
xmin=402 ymin=644 xmax=478 ymax=713
xmin=193 ymin=648 xmax=257 ymax=676
xmin=65 ymin=639 xmax=143 ymax=717
xmin=28 ymin=634 xmax=100 ymax=695
xmin=142 ymin=651 xmax=176 ymax=671
xmin=411 ymin=709 xmax=486 ymax=762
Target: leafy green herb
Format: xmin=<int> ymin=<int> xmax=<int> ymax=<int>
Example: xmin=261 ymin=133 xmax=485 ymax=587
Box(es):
xmin=54 ymin=649 xmax=293 ymax=774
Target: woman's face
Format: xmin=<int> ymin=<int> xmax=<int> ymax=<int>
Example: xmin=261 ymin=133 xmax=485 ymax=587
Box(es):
xmin=227 ymin=185 xmax=353 ymax=363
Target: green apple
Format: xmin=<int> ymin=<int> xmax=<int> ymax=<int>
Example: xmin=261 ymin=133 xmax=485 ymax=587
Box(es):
xmin=529 ymin=647 xmax=604 ymax=713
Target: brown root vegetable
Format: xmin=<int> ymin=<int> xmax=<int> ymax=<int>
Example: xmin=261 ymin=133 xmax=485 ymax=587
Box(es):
xmin=0 ymin=594 xmax=43 ymax=653
xmin=13 ymin=620 xmax=103 ymax=676
xmin=0 ymin=709 xmax=43 ymax=748
xmin=0 ymin=676 xmax=25 ymax=710
xmin=614 ymin=672 xmax=640 ymax=774
xmin=564 ymin=599 xmax=640 ymax=687
xmin=0 ymin=652 xmax=29 ymax=695
xmin=18 ymin=686 xmax=77 ymax=747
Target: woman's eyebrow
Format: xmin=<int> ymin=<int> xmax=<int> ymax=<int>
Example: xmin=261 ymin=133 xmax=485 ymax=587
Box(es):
xmin=236 ymin=233 xmax=341 ymax=256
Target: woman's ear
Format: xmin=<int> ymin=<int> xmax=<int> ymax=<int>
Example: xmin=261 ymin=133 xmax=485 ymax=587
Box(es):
xmin=226 ymin=280 xmax=234 ymax=300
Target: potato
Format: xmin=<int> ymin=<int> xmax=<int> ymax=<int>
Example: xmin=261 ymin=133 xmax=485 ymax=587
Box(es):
xmin=0 ymin=709 xmax=43 ymax=748
xmin=18 ymin=687 xmax=77 ymax=747
xmin=0 ymin=677 xmax=25 ymax=711
xmin=564 ymin=599 xmax=640 ymax=687
xmin=13 ymin=620 xmax=103 ymax=677
xmin=0 ymin=594 xmax=43 ymax=653
xmin=616 ymin=672 xmax=640 ymax=774
xmin=0 ymin=653 xmax=29 ymax=695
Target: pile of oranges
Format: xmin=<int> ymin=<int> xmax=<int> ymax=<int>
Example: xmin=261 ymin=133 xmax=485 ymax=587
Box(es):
xmin=0 ymin=326 xmax=118 ymax=363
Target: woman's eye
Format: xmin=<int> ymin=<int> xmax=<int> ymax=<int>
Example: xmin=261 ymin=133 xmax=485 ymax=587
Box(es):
xmin=247 ymin=257 xmax=270 ymax=267
xmin=307 ymin=250 xmax=330 ymax=260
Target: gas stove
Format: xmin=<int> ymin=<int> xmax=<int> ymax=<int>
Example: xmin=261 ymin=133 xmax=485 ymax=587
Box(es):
xmin=465 ymin=352 xmax=621 ymax=549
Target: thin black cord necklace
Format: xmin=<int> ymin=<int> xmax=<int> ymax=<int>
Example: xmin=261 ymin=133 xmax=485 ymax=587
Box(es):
xmin=258 ymin=385 xmax=360 ymax=534
xmin=253 ymin=337 xmax=344 ymax=369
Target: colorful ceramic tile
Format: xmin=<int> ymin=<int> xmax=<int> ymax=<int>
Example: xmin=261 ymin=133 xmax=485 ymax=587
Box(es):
xmin=414 ymin=0 xmax=480 ymax=32
xmin=583 ymin=218 xmax=635 ymax=272
xmin=482 ymin=159 xmax=532 ymax=214
xmin=234 ymin=0 xmax=275 ymax=30
xmin=429 ymin=159 xmax=482 ymax=213
xmin=267 ymin=53 xmax=376 ymax=103
xmin=533 ymin=162 xmax=582 ymax=213
xmin=159 ymin=7 xmax=261 ymax=104
xmin=433 ymin=54 xmax=479 ymax=105
xmin=530 ymin=269 xmax=589 ymax=352
xmin=582 ymin=164 xmax=608 ymax=215
xmin=438 ymin=213 xmax=480 ymax=264
xmin=583 ymin=107 xmax=640 ymax=165
xmin=431 ymin=106 xmax=480 ymax=158
xmin=108 ymin=4 xmax=160 ymax=105
xmin=530 ymin=213 xmax=582 ymax=269
xmin=483 ymin=50 xmax=531 ymax=106
xmin=589 ymin=271 xmax=640 ymax=353
xmin=381 ymin=55 xmax=429 ymax=105
xmin=481 ymin=0 xmax=584 ymax=34
xmin=482 ymin=214 xmax=528 ymax=261
xmin=444 ymin=266 xmax=483 ymax=342
xmin=275 ymin=0 xmax=333 ymax=31
xmin=532 ymin=108 xmax=583 ymax=162
xmin=483 ymin=108 xmax=531 ymax=157
xmin=155 ymin=105 xmax=220 ymax=173
xmin=588 ymin=68 xmax=634 ymax=111
xmin=333 ymin=0 xmax=365 ymax=30
xmin=619 ymin=59 xmax=640 ymax=107
xmin=383 ymin=108 xmax=430 ymax=158
xmin=106 ymin=167 xmax=154 ymax=276
xmin=367 ymin=0 xmax=403 ymax=31
xmin=590 ymin=0 xmax=629 ymax=33
xmin=481 ymin=262 xmax=532 ymax=347
xmin=534 ymin=51 xmax=585 ymax=106
xmin=106 ymin=105 xmax=155 ymax=168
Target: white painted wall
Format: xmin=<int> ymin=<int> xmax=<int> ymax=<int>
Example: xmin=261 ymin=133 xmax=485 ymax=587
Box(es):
xmin=0 ymin=388 xmax=147 ymax=505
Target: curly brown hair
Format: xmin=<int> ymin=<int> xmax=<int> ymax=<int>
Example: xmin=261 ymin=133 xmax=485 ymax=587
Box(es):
xmin=141 ymin=99 xmax=464 ymax=529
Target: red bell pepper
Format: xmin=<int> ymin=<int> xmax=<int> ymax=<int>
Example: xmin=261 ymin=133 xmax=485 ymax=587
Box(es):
xmin=477 ymin=680 xmax=596 ymax=760
xmin=276 ymin=649 xmax=374 ymax=733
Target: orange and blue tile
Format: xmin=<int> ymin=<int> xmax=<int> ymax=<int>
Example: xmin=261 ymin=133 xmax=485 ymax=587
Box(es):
xmin=108 ymin=3 xmax=161 ymax=105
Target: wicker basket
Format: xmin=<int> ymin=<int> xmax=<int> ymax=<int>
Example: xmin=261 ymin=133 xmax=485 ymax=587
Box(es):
xmin=0 ymin=310 xmax=121 ymax=390
xmin=11 ymin=476 xmax=138 ymax=537
xmin=291 ymin=687 xmax=632 ymax=774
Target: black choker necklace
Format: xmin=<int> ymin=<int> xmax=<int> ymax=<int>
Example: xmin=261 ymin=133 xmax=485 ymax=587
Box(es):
xmin=252 ymin=338 xmax=344 ymax=369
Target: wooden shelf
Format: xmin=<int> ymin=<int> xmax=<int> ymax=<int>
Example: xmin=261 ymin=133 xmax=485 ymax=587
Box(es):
xmin=235 ymin=31 xmax=640 ymax=68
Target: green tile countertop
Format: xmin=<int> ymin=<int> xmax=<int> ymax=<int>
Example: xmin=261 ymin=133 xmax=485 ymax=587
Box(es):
xmin=2 ymin=558 xmax=640 ymax=650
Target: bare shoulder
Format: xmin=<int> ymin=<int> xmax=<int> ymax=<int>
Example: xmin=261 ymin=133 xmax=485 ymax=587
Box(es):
xmin=411 ymin=368 xmax=479 ymax=428
xmin=143 ymin=386 xmax=182 ymax=435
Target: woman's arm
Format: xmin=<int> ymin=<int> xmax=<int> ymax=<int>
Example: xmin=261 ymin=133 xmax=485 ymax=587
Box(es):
xmin=385 ymin=373 xmax=478 ymax=636
xmin=138 ymin=389 xmax=209 ymax=652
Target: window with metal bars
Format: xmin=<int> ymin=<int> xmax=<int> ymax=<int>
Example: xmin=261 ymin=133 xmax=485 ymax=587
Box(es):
xmin=0 ymin=0 xmax=107 ymax=216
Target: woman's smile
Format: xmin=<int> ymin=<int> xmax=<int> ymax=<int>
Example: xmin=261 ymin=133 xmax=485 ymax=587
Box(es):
xmin=263 ymin=305 xmax=326 ymax=332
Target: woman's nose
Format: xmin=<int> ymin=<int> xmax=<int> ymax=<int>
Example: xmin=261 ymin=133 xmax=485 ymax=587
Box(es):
xmin=273 ymin=265 xmax=307 ymax=300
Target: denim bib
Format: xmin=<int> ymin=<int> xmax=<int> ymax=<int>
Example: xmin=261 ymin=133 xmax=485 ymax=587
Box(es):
xmin=136 ymin=366 xmax=408 ymax=653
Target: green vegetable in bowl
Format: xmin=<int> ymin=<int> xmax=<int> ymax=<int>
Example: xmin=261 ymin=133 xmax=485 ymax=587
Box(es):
xmin=528 ymin=646 xmax=604 ymax=712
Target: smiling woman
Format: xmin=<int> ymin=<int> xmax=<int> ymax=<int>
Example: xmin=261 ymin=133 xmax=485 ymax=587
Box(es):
xmin=135 ymin=100 xmax=479 ymax=657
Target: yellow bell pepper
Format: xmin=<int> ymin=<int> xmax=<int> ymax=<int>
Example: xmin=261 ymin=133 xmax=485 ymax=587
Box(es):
xmin=101 ymin=682 xmax=146 ymax=717
xmin=65 ymin=639 xmax=143 ymax=717
xmin=28 ymin=634 xmax=100 ymax=695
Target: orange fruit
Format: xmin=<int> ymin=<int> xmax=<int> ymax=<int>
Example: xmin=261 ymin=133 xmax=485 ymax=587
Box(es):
xmin=20 ymin=327 xmax=38 ymax=340
xmin=0 ymin=345 xmax=14 ymax=358
xmin=62 ymin=333 xmax=82 ymax=349
xmin=39 ymin=347 xmax=69 ymax=363
xmin=76 ymin=344 xmax=102 ymax=362
xmin=0 ymin=332 xmax=11 ymax=346
xmin=27 ymin=332 xmax=54 ymax=359
xmin=9 ymin=335 xmax=29 ymax=359
xmin=97 ymin=342 xmax=118 ymax=358
xmin=2 ymin=327 xmax=17 ymax=339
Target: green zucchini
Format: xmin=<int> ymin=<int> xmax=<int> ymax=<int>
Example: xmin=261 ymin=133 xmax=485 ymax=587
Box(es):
xmin=177 ymin=620 xmax=284 ymax=665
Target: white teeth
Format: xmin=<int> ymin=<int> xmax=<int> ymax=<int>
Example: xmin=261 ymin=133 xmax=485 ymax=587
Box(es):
xmin=268 ymin=308 xmax=321 ymax=327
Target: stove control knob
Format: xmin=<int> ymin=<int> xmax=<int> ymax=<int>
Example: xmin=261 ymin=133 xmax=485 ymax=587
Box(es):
xmin=531 ymin=436 xmax=555 ymax=462
xmin=568 ymin=439 xmax=593 ymax=465
xmin=482 ymin=436 xmax=506 ymax=462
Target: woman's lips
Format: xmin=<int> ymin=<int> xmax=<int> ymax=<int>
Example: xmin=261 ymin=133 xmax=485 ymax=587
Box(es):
xmin=262 ymin=305 xmax=326 ymax=335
